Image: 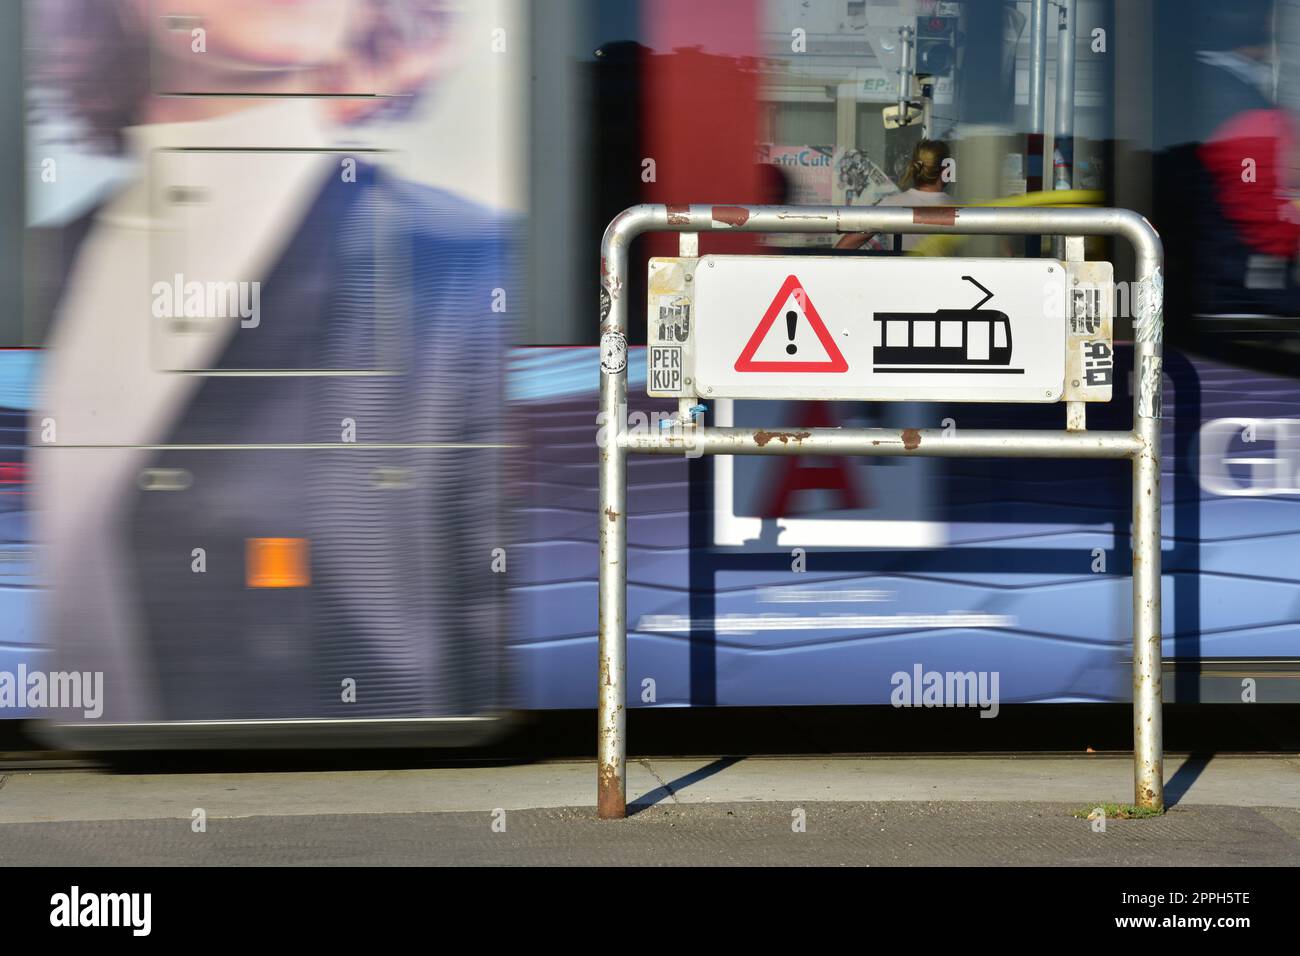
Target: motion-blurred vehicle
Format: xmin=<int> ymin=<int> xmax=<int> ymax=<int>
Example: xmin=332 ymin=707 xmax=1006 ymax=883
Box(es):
xmin=2 ymin=0 xmax=1298 ymax=749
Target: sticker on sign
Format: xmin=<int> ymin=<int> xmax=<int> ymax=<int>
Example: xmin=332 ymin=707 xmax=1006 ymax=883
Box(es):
xmin=693 ymin=256 xmax=1069 ymax=402
xmin=649 ymin=345 xmax=683 ymax=392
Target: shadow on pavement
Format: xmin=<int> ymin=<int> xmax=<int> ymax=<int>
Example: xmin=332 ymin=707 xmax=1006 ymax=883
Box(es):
xmin=629 ymin=755 xmax=745 ymax=814
xmin=1164 ymin=751 xmax=1215 ymax=807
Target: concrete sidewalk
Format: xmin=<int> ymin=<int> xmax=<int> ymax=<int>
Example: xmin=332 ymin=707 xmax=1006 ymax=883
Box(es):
xmin=2 ymin=754 xmax=1297 ymax=822
xmin=1 ymin=755 xmax=1296 ymax=864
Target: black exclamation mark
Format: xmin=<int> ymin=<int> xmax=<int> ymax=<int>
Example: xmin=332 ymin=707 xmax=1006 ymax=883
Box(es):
xmin=785 ymin=310 xmax=798 ymax=355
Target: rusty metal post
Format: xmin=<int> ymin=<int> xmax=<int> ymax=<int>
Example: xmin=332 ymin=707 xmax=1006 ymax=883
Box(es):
xmin=598 ymin=204 xmax=1164 ymax=818
xmin=1131 ymin=253 xmax=1165 ymax=811
xmin=596 ymin=264 xmax=627 ymax=818
xmin=595 ymin=373 xmax=626 ymax=820
xmin=596 ymin=208 xmax=667 ymax=820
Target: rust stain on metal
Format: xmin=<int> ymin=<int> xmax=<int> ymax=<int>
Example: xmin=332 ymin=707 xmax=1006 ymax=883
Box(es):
xmin=597 ymin=764 xmax=624 ymax=819
xmin=601 ymin=256 xmax=623 ymax=301
xmin=711 ymin=205 xmax=751 ymax=227
xmin=913 ymin=206 xmax=958 ymax=226
xmin=753 ymin=429 xmax=811 ymax=447
xmin=901 ymin=428 xmax=922 ymax=450
xmin=604 ymin=506 xmax=619 ymax=523
xmin=667 ymin=204 xmax=690 ymax=225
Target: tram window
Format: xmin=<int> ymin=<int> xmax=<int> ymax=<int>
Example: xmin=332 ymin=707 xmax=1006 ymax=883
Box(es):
xmin=967 ymin=321 xmax=990 ymax=360
xmin=913 ymin=320 xmax=936 ymax=347
xmin=885 ymin=320 xmax=909 ymax=347
xmin=940 ymin=321 xmax=962 ymax=348
xmin=993 ymin=322 xmax=1007 ymax=349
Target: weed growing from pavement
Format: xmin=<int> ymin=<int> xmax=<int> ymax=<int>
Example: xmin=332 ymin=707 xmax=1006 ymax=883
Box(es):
xmin=1072 ymin=803 xmax=1164 ymax=820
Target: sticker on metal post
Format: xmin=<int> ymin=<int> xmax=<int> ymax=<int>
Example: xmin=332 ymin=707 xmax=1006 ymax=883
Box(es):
xmin=600 ymin=330 xmax=627 ymax=374
xmin=1063 ymin=260 xmax=1115 ymax=403
xmin=693 ymin=255 xmax=1069 ymax=403
xmin=646 ymin=258 xmax=698 ymax=397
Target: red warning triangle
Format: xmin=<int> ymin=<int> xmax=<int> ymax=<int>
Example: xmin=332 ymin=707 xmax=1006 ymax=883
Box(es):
xmin=734 ymin=274 xmax=848 ymax=373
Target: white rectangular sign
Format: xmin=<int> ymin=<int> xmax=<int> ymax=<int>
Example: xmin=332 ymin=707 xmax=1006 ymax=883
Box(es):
xmin=692 ymin=256 xmax=1069 ymax=403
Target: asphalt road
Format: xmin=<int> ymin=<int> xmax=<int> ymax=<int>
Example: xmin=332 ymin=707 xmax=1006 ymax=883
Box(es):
xmin=2 ymin=801 xmax=1297 ymax=866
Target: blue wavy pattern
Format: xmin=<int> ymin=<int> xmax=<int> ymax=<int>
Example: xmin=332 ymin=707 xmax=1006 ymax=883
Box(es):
xmin=509 ymin=345 xmax=1300 ymax=708
xmin=3 ymin=346 xmax=1298 ymax=713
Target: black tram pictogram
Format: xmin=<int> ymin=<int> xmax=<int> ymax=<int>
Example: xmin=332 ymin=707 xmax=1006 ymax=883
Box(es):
xmin=872 ymin=275 xmax=1023 ymax=374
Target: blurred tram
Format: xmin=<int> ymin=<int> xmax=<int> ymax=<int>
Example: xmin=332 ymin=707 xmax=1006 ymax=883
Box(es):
xmin=2 ymin=0 xmax=1299 ymax=750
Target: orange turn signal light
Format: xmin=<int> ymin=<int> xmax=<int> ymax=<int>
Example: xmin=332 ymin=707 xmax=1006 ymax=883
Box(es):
xmin=246 ymin=537 xmax=311 ymax=588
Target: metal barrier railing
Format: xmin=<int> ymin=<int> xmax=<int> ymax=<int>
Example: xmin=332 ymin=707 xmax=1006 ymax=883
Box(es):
xmin=597 ymin=204 xmax=1164 ymax=819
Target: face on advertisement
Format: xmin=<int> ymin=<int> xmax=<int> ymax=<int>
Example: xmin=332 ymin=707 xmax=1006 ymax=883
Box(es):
xmin=37 ymin=1 xmax=456 ymax=131
xmin=136 ymin=0 xmax=354 ymax=70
